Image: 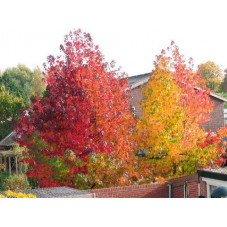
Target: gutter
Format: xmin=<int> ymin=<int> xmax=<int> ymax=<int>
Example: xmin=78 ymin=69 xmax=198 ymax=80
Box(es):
xmin=198 ymin=169 xmax=227 ymax=181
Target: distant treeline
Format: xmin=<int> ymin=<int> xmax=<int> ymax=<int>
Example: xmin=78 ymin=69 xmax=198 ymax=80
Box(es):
xmin=0 ymin=64 xmax=46 ymax=140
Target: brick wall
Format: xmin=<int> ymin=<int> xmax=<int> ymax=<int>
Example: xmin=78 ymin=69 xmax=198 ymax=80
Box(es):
xmin=169 ymin=173 xmax=207 ymax=198
xmin=170 ymin=174 xmax=199 ymax=198
xmin=87 ymin=183 xmax=169 ymax=198
xmin=85 ymin=174 xmax=207 ymax=198
xmin=199 ymin=177 xmax=207 ymax=198
xmin=200 ymin=96 xmax=225 ymax=132
xmin=130 ymin=84 xmax=225 ymax=132
xmin=130 ymin=86 xmax=144 ymax=118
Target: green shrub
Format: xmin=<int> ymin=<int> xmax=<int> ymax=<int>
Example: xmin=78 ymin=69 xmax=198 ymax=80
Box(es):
xmin=0 ymin=172 xmax=9 ymax=191
xmin=2 ymin=174 xmax=30 ymax=191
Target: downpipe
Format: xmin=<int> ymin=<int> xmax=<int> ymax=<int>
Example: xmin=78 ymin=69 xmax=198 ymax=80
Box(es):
xmin=166 ymin=181 xmax=172 ymax=198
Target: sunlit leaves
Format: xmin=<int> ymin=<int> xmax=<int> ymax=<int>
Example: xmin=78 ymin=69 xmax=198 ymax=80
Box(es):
xmin=136 ymin=42 xmax=218 ymax=180
xmin=16 ymin=30 xmax=136 ymax=188
xmin=200 ymin=61 xmax=224 ymax=92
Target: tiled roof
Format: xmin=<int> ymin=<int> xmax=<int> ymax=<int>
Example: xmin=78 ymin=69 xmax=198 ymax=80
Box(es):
xmin=128 ymin=72 xmax=227 ymax=102
xmin=22 ymin=187 xmax=95 ymax=198
xmin=0 ymin=131 xmax=17 ymax=147
xmin=128 ymin=73 xmax=150 ymax=85
xmin=198 ymin=167 xmax=227 ymax=181
xmin=199 ymin=167 xmax=227 ymax=175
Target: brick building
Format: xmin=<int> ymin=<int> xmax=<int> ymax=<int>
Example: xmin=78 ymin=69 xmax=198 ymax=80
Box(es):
xmin=167 ymin=168 xmax=227 ymax=198
xmin=198 ymin=167 xmax=227 ymax=198
xmin=128 ymin=73 xmax=227 ymax=132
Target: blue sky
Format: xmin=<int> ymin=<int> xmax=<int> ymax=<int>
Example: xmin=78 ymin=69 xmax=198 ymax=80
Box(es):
xmin=1 ymin=0 xmax=227 ymax=76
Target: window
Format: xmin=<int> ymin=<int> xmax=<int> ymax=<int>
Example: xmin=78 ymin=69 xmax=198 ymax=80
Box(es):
xmin=202 ymin=177 xmax=227 ymax=198
xmin=210 ymin=185 xmax=218 ymax=196
xmin=131 ymin=106 xmax=136 ymax=117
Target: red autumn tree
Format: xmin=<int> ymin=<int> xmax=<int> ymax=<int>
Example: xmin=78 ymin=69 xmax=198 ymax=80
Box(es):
xmin=202 ymin=126 xmax=227 ymax=167
xmin=16 ymin=29 xmax=136 ymax=188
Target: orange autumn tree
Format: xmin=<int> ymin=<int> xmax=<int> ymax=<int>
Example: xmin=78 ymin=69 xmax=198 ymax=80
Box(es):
xmin=136 ymin=42 xmax=220 ymax=180
xmin=16 ymin=30 xmax=136 ymax=189
xmin=136 ymin=72 xmax=186 ymax=180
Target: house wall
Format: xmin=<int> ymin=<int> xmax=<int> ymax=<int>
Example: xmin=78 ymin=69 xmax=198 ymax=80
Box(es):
xmin=87 ymin=183 xmax=169 ymax=198
xmin=85 ymin=173 xmax=208 ymax=198
xmin=170 ymin=173 xmax=201 ymax=198
xmin=170 ymin=173 xmax=207 ymax=198
xmin=200 ymin=96 xmax=225 ymax=132
xmin=130 ymin=85 xmax=145 ymax=118
xmin=200 ymin=178 xmax=207 ymax=197
xmin=130 ymin=85 xmax=225 ymax=132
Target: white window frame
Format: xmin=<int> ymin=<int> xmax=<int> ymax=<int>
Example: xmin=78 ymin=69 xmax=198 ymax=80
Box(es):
xmin=202 ymin=177 xmax=227 ymax=198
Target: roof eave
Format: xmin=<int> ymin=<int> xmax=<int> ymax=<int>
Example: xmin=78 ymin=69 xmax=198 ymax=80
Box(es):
xmin=210 ymin=93 xmax=227 ymax=102
xmin=130 ymin=78 xmax=150 ymax=89
xmin=130 ymin=76 xmax=227 ymax=102
xmin=198 ymin=169 xmax=227 ymax=181
xmin=0 ymin=131 xmax=16 ymax=146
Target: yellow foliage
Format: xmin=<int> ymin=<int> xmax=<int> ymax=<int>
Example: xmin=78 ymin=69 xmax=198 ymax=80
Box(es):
xmin=200 ymin=61 xmax=224 ymax=92
xmin=217 ymin=126 xmax=227 ymax=139
xmin=136 ymin=72 xmax=186 ymax=178
xmin=0 ymin=190 xmax=36 ymax=198
xmin=136 ymin=69 xmax=219 ymax=179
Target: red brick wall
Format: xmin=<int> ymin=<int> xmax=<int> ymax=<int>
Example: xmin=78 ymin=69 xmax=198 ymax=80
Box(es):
xmin=130 ymin=86 xmax=144 ymax=117
xmin=169 ymin=173 xmax=207 ymax=198
xmin=170 ymin=174 xmax=199 ymax=198
xmin=188 ymin=182 xmax=199 ymax=198
xmin=172 ymin=185 xmax=184 ymax=198
xmin=85 ymin=174 xmax=207 ymax=198
xmin=199 ymin=177 xmax=207 ymax=197
xmin=130 ymin=84 xmax=225 ymax=132
xmin=87 ymin=183 xmax=169 ymax=198
xmin=200 ymin=96 xmax=225 ymax=132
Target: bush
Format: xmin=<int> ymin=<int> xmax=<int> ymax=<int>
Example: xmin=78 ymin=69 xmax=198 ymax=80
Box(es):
xmin=0 ymin=190 xmax=36 ymax=198
xmin=0 ymin=172 xmax=9 ymax=191
xmin=2 ymin=174 xmax=30 ymax=191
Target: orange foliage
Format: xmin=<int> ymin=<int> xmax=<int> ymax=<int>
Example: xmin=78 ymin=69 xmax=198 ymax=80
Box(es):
xmin=136 ymin=42 xmax=220 ymax=180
